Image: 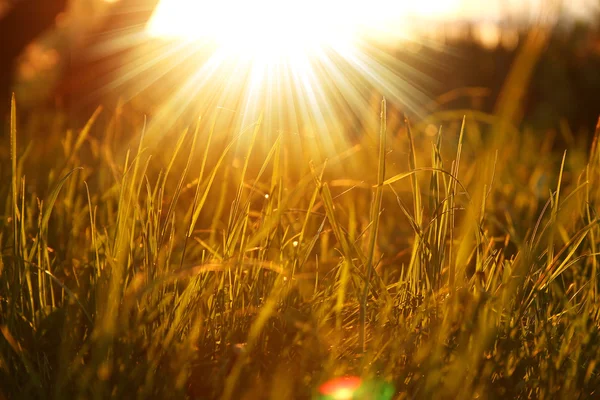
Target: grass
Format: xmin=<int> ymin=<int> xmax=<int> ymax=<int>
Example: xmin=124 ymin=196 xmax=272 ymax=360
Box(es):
xmin=2 ymin=39 xmax=600 ymax=400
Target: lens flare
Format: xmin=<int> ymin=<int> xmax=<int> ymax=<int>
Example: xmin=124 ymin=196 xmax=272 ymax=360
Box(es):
xmin=319 ymin=376 xmax=362 ymax=399
xmin=317 ymin=376 xmax=395 ymax=400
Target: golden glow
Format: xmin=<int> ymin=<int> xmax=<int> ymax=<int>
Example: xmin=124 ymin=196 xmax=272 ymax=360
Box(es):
xmin=62 ymin=0 xmax=597 ymax=153
xmin=115 ymin=0 xmax=586 ymax=148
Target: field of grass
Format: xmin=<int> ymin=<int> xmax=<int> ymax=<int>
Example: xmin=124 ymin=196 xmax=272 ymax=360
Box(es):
xmin=2 ymin=33 xmax=600 ymax=399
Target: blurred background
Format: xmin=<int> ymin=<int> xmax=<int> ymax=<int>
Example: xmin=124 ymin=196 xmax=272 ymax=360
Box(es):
xmin=1 ymin=0 xmax=600 ymax=139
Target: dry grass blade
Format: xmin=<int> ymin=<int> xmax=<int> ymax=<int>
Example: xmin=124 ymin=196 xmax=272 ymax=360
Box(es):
xmin=41 ymin=168 xmax=83 ymax=232
xmin=360 ymin=98 xmax=387 ymax=353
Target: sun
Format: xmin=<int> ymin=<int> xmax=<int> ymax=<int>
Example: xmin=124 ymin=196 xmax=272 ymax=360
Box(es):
xmin=147 ymin=0 xmax=366 ymax=58
xmin=124 ymin=0 xmax=439 ymax=147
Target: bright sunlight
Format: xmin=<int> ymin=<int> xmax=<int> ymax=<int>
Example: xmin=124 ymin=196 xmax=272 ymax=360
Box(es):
xmin=147 ymin=0 xmax=362 ymax=57
xmin=141 ymin=0 xmax=582 ymax=145
xmin=147 ymin=0 xmax=445 ymax=53
xmin=142 ymin=0 xmax=435 ymax=147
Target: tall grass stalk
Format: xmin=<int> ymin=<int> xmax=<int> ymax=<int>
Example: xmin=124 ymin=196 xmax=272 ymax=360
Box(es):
xmin=360 ymin=98 xmax=386 ymax=353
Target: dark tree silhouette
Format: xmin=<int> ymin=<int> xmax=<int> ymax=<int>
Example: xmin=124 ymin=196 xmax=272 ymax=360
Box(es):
xmin=57 ymin=0 xmax=159 ymax=114
xmin=0 ymin=0 xmax=68 ymax=113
